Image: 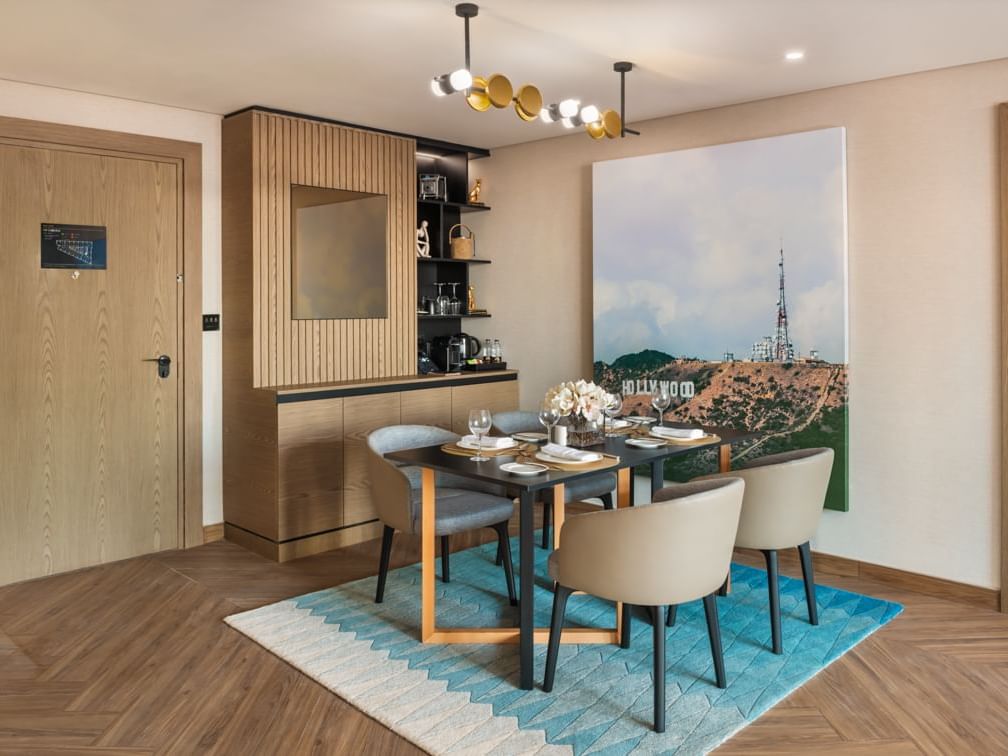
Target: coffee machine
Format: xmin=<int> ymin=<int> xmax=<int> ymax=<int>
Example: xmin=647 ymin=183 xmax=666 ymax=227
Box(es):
xmin=430 ymin=335 xmax=463 ymax=372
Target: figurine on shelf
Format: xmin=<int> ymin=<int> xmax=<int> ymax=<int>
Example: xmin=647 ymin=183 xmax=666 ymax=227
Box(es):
xmin=467 ymin=284 xmax=476 ymax=312
xmin=467 ymin=178 xmax=483 ymax=205
xmin=416 ymin=219 xmax=430 ymax=258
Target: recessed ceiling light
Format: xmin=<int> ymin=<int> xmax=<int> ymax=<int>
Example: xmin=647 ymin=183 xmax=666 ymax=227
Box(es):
xmin=785 ymin=50 xmax=805 ymax=61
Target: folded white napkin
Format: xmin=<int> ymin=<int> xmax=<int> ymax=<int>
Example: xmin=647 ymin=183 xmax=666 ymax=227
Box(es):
xmin=541 ymin=443 xmax=602 ymax=462
xmin=650 ymin=426 xmax=705 ymax=440
xmin=460 ymin=434 xmax=516 ymax=449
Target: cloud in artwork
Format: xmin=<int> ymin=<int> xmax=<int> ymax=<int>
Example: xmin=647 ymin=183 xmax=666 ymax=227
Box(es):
xmin=592 ymin=127 xmax=847 ymax=364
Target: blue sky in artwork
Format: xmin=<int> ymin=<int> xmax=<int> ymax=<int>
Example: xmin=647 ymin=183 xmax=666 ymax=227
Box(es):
xmin=592 ymin=127 xmax=847 ymax=364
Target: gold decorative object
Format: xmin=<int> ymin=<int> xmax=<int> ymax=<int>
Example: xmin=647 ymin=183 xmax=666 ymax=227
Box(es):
xmin=467 ymin=179 xmax=482 ymax=204
xmin=513 ymin=84 xmax=542 ymax=121
xmin=467 ymin=285 xmax=476 ymax=311
xmin=467 ymin=73 xmax=513 ymax=111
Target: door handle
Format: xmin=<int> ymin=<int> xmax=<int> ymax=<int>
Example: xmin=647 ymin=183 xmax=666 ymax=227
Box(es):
xmin=143 ymin=354 xmax=172 ymax=378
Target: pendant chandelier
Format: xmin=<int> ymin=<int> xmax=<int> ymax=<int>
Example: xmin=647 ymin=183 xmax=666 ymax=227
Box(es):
xmin=429 ymin=3 xmax=639 ymax=140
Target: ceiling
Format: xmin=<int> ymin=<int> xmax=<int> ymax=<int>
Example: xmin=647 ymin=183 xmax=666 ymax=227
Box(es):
xmin=2 ymin=0 xmax=1008 ymax=149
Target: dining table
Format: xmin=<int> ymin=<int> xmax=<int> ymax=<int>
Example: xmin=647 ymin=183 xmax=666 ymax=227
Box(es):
xmin=384 ymin=421 xmax=758 ymax=691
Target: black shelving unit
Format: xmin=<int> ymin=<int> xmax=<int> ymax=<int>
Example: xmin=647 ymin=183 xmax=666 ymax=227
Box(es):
xmin=416 ymin=136 xmax=494 ymax=349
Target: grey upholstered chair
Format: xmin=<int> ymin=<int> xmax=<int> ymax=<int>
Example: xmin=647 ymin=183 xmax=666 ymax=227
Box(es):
xmin=492 ymin=410 xmax=616 ymax=549
xmin=696 ymin=447 xmax=834 ymax=654
xmin=366 ymin=425 xmax=516 ymax=606
xmin=543 ymin=477 xmax=744 ymax=733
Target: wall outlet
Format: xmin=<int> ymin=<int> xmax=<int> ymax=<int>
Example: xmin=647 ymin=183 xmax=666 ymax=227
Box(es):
xmin=202 ymin=313 xmax=220 ymax=331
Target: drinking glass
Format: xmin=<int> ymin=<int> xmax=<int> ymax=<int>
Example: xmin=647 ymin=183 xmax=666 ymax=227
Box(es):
xmin=651 ymin=385 xmax=671 ymax=427
xmin=448 ymin=282 xmax=461 ymax=315
xmin=603 ymin=394 xmax=623 ymax=437
xmin=435 ymin=283 xmax=450 ymax=315
xmin=538 ymin=402 xmax=560 ymax=441
xmin=468 ymin=408 xmax=493 ymax=462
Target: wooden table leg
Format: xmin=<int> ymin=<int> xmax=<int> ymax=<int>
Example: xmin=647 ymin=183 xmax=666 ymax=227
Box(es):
xmin=421 ymin=468 xmax=436 ymax=642
xmin=718 ymin=443 xmax=732 ymax=595
xmin=518 ymin=489 xmax=535 ymax=690
xmin=551 ymin=484 xmax=565 ymax=550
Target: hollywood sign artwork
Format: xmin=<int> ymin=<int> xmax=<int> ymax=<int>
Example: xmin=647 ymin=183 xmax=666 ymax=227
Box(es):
xmin=622 ymin=379 xmax=695 ymax=399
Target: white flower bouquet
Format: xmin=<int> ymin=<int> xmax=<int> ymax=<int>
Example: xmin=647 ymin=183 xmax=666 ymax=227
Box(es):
xmin=544 ymin=379 xmax=613 ymax=429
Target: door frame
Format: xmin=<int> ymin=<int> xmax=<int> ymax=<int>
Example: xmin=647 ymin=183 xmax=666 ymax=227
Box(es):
xmin=1001 ymin=104 xmax=1008 ymax=613
xmin=0 ymin=115 xmax=204 ymax=549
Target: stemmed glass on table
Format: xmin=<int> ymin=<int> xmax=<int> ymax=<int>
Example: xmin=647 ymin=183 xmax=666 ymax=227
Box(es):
xmin=651 ymin=385 xmax=671 ymax=427
xmin=538 ymin=403 xmax=560 ymax=443
xmin=603 ymin=393 xmax=623 ymax=437
xmin=468 ymin=409 xmax=493 ymax=462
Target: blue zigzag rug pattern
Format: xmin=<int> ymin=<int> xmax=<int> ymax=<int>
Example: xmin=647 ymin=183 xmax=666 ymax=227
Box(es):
xmin=226 ymin=539 xmax=902 ymax=755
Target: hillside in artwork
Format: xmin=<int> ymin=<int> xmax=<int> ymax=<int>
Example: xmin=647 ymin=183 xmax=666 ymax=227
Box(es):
xmin=594 ymin=353 xmax=848 ymax=511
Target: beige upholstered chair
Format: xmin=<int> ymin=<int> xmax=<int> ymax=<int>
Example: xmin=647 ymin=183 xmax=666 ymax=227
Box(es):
xmin=492 ymin=410 xmax=616 ymax=549
xmin=366 ymin=425 xmax=516 ymax=606
xmin=542 ymin=478 xmax=744 ymax=733
xmin=696 ymin=447 xmax=834 ymax=654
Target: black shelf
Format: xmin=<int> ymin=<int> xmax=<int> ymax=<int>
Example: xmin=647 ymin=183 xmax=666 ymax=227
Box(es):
xmin=418 ymin=313 xmax=492 ymax=320
xmin=419 ymin=199 xmax=491 ymax=213
xmin=417 ymin=257 xmax=491 ymax=265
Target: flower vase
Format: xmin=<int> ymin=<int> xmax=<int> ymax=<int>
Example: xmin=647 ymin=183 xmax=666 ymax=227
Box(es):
xmin=565 ymin=415 xmax=604 ymax=448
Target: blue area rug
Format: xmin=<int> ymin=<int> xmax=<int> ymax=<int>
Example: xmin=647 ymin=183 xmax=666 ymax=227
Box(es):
xmin=226 ymin=539 xmax=902 ymax=754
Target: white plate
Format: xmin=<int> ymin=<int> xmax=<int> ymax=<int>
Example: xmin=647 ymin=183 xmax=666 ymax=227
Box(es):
xmin=512 ymin=431 xmax=547 ymax=443
xmin=536 ymin=451 xmax=601 ymax=465
xmin=457 ymin=438 xmax=517 ymax=451
xmin=607 ymin=419 xmax=632 ymax=430
xmin=500 ymin=462 xmax=549 ymax=476
xmin=649 ymin=429 xmax=710 ymax=442
xmin=625 ymin=437 xmax=664 ymax=449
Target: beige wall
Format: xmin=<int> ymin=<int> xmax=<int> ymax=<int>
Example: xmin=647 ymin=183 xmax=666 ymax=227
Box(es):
xmin=0 ymin=79 xmax=224 ymax=526
xmin=468 ymin=59 xmax=1007 ymax=589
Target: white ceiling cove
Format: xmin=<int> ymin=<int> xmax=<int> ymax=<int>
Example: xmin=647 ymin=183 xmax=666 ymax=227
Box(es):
xmin=1 ymin=0 xmax=1007 ymax=148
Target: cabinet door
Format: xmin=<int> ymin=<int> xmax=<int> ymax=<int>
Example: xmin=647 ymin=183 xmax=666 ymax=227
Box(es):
xmin=401 ymin=387 xmax=453 ymax=430
xmin=343 ymin=393 xmax=401 ymax=526
xmin=277 ymin=398 xmax=344 ymax=541
xmin=451 ymin=381 xmax=519 ymax=435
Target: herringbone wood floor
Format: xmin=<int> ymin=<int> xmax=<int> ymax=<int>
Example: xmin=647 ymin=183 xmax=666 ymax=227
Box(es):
xmin=2 ymin=518 xmax=1008 ymax=755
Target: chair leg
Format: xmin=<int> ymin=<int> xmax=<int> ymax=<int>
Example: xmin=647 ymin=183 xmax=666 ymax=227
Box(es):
xmin=797 ymin=541 xmax=819 ymax=626
xmin=763 ymin=549 xmax=782 ymax=654
xmin=541 ymin=493 xmax=552 ymax=549
xmin=542 ymin=584 xmax=573 ymax=692
xmin=650 ymin=606 xmax=666 ymax=733
xmin=716 ymin=573 xmax=730 ymax=597
xmin=495 ymin=539 xmax=503 ymax=566
xmin=492 ymin=522 xmax=518 ymax=606
xmin=600 ymin=491 xmax=614 ymax=510
xmin=440 ymin=535 xmax=450 ymax=583
xmin=375 ymin=526 xmax=394 ymax=603
xmin=703 ymin=593 xmax=727 ymax=688
xmin=620 ymin=603 xmax=632 ymax=649
xmin=665 ymin=604 xmax=677 ymax=627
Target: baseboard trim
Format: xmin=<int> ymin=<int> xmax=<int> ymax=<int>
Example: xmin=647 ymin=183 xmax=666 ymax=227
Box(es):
xmin=223 ymin=521 xmax=385 ymax=563
xmin=203 ymin=523 xmax=225 ymax=544
xmin=735 ymin=547 xmax=1000 ymax=612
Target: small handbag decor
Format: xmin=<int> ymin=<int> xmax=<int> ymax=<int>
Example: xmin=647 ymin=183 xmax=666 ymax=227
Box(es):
xmin=449 ymin=223 xmax=475 ymax=259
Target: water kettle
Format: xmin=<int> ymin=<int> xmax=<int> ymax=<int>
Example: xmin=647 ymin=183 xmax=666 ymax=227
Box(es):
xmin=455 ymin=332 xmax=481 ymax=360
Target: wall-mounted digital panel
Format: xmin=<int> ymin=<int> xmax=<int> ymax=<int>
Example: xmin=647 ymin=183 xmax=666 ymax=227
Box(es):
xmin=41 ymin=223 xmax=107 ymax=269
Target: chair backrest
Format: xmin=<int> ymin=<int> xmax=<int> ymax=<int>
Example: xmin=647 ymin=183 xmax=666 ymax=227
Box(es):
xmin=552 ymin=478 xmax=744 ymax=606
xmin=723 ymin=447 xmax=834 ymax=551
xmin=366 ymin=425 xmax=459 ymax=533
xmin=491 ymin=410 xmax=541 ymax=436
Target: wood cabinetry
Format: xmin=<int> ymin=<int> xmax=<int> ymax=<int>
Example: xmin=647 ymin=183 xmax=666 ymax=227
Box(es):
xmin=223 ymin=372 xmax=518 ymax=561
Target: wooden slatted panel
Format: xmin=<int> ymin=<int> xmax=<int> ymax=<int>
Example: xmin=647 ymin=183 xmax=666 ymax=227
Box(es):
xmin=248 ymin=112 xmax=415 ymax=387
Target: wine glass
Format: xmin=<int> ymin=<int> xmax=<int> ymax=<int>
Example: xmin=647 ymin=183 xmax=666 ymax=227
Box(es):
xmin=538 ymin=402 xmax=560 ymax=442
xmin=651 ymin=385 xmax=671 ymax=427
xmin=468 ymin=408 xmax=492 ymax=462
xmin=603 ymin=393 xmax=623 ymax=437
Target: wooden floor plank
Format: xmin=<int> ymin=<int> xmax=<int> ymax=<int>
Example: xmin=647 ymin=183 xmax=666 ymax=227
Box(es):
xmin=0 ymin=521 xmax=1006 ymax=754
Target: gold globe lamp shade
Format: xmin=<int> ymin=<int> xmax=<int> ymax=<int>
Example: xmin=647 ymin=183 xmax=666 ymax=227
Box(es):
xmin=466 ymin=73 xmax=513 ymax=111
xmin=600 ymin=108 xmax=621 ymax=139
xmin=513 ymin=84 xmax=543 ymax=121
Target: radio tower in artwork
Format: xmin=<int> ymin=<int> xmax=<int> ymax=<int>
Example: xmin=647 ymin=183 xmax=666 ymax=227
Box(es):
xmin=773 ymin=246 xmax=795 ymax=361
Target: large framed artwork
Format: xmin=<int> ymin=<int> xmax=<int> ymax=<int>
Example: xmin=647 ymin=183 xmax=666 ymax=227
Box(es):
xmin=592 ymin=128 xmax=849 ymax=510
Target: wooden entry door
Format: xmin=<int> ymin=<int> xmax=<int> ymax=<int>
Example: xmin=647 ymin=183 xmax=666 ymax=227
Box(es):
xmin=0 ymin=142 xmax=181 ymax=585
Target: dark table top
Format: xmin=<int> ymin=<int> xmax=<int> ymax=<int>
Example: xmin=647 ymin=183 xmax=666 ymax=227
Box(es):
xmin=384 ymin=422 xmax=758 ymax=494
